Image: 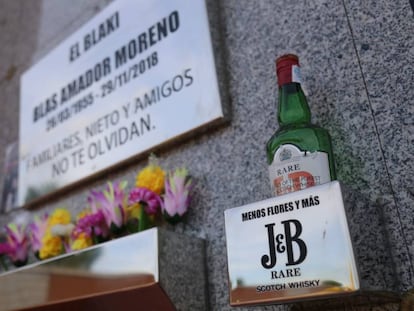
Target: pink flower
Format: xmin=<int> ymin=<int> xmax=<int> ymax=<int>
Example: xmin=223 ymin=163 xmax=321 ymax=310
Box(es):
xmin=129 ymin=187 xmax=162 ymax=215
xmin=73 ymin=209 xmax=107 ymax=239
xmin=4 ymin=223 xmax=29 ymax=266
xmin=28 ymin=214 xmax=48 ymax=254
xmin=162 ymin=168 xmax=194 ymax=219
xmin=0 ymin=242 xmax=12 ymax=255
xmin=89 ymin=181 xmax=128 ymax=233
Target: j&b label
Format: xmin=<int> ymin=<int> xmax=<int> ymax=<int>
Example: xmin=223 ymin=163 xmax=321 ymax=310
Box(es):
xmin=261 ymin=219 xmax=307 ymax=269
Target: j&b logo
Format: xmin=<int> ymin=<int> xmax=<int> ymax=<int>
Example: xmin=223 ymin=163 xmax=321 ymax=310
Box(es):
xmin=261 ymin=219 xmax=307 ymax=269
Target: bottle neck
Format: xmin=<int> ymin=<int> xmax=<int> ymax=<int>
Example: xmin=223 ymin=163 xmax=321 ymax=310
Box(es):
xmin=277 ymin=82 xmax=311 ymax=127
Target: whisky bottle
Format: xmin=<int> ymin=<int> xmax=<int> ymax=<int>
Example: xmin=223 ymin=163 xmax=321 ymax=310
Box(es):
xmin=266 ymin=54 xmax=336 ymax=196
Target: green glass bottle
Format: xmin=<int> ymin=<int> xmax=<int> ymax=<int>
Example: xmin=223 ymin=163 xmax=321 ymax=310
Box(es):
xmin=266 ymin=54 xmax=336 ymax=196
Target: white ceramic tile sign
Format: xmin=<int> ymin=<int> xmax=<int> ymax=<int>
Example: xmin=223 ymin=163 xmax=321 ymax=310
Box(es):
xmin=18 ymin=0 xmax=223 ymax=205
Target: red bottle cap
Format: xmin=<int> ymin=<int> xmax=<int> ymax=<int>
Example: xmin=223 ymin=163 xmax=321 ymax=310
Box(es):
xmin=276 ymin=54 xmax=300 ymax=87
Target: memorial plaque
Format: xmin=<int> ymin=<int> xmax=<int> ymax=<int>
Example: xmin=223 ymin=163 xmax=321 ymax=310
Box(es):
xmin=225 ymin=181 xmax=359 ymax=306
xmin=18 ymin=0 xmax=224 ymax=206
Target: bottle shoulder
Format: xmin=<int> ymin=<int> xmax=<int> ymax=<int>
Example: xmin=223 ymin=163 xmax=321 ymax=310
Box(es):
xmin=267 ymin=123 xmax=331 ymax=142
xmin=266 ymin=123 xmax=333 ymax=160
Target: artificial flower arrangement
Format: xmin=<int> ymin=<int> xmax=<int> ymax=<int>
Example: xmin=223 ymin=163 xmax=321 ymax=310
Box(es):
xmin=0 ymin=157 xmax=194 ymax=269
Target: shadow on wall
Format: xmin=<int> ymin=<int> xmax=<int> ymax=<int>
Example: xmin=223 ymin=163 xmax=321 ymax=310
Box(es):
xmin=0 ymin=1 xmax=42 ymax=218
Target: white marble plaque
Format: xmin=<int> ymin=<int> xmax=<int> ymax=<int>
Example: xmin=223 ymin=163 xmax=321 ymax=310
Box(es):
xmin=18 ymin=0 xmax=223 ymax=205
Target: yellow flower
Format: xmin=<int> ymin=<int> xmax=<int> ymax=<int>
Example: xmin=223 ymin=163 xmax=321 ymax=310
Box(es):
xmin=38 ymin=208 xmax=73 ymax=260
xmin=71 ymin=233 xmax=93 ymax=251
xmin=135 ymin=164 xmax=165 ymax=194
xmin=48 ymin=208 xmax=72 ymax=226
xmin=39 ymin=232 xmax=63 ymax=260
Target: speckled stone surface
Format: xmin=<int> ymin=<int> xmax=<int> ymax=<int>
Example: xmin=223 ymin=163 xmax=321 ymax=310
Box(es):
xmin=158 ymin=228 xmax=208 ymax=310
xmin=0 ymin=0 xmax=413 ymax=310
xmin=343 ymin=0 xmax=414 ymax=293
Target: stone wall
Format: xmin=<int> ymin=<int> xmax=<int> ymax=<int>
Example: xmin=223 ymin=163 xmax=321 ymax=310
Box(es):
xmin=0 ymin=0 xmax=413 ymax=310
